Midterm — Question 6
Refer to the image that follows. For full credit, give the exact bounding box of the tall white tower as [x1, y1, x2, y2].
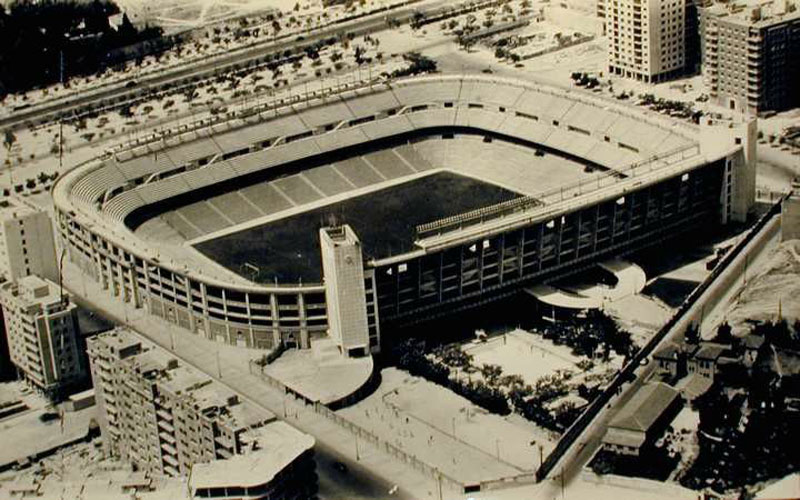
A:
[319, 225, 370, 357]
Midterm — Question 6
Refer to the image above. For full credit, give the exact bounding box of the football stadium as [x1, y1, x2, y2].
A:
[53, 74, 756, 357]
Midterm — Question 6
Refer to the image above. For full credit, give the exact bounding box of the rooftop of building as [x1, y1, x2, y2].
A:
[744, 333, 766, 350]
[189, 420, 314, 491]
[608, 382, 680, 433]
[264, 337, 374, 406]
[0, 469, 189, 500]
[321, 224, 360, 246]
[92, 327, 276, 425]
[185, 381, 273, 430]
[159, 362, 212, 395]
[654, 342, 682, 361]
[676, 373, 714, 400]
[90, 327, 143, 354]
[705, 0, 800, 26]
[694, 343, 729, 361]
[0, 275, 70, 309]
[17, 275, 61, 302]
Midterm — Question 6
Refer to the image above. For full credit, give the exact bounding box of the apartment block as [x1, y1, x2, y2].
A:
[87, 329, 316, 499]
[0, 275, 84, 397]
[702, 0, 800, 114]
[0, 198, 58, 283]
[606, 0, 687, 82]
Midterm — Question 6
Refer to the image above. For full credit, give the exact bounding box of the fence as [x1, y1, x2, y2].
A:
[536, 196, 787, 481]
[247, 359, 467, 493]
[756, 187, 790, 203]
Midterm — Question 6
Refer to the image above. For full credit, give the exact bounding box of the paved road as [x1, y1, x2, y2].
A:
[0, 0, 456, 131]
[64, 261, 453, 500]
[316, 443, 412, 500]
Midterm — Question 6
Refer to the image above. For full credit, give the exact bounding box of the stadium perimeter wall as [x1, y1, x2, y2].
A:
[52, 75, 751, 352]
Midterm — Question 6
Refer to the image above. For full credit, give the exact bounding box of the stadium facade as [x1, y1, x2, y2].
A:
[52, 75, 756, 356]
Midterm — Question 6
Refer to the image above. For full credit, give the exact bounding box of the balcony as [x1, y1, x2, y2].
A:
[157, 419, 174, 433]
[159, 431, 176, 444]
[162, 452, 179, 466]
[156, 409, 173, 421]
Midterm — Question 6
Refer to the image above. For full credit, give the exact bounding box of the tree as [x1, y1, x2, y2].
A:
[480, 363, 503, 386]
[714, 321, 734, 345]
[3, 129, 15, 155]
[684, 322, 700, 344]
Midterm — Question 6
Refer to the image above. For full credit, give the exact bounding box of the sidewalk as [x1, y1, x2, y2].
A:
[61, 261, 466, 500]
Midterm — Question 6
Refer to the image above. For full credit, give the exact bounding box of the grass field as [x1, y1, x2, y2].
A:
[193, 172, 520, 284]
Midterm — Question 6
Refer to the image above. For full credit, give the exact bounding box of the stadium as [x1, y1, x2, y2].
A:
[52, 74, 756, 356]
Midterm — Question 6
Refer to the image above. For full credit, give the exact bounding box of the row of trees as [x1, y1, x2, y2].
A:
[538, 309, 635, 361]
[385, 53, 437, 79]
[393, 339, 511, 415]
[679, 320, 800, 494]
[0, 0, 166, 95]
[392, 335, 593, 433]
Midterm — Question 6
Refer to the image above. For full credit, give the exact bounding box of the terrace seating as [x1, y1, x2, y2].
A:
[393, 145, 434, 171]
[159, 138, 222, 166]
[162, 212, 204, 240]
[208, 193, 262, 224]
[64, 75, 701, 244]
[104, 190, 148, 222]
[458, 80, 526, 109]
[301, 101, 355, 129]
[360, 116, 415, 141]
[239, 183, 295, 215]
[272, 175, 324, 206]
[312, 126, 369, 151]
[333, 90, 400, 119]
[72, 160, 129, 204]
[301, 166, 355, 197]
[177, 202, 232, 234]
[390, 79, 462, 105]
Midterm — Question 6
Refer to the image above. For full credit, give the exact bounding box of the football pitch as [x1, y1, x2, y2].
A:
[194, 172, 520, 284]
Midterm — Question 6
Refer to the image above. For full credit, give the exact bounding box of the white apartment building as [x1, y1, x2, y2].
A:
[0, 275, 84, 397]
[0, 198, 58, 283]
[87, 328, 316, 492]
[701, 0, 800, 115]
[606, 0, 688, 82]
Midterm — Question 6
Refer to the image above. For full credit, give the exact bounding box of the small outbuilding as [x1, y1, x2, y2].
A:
[603, 382, 682, 456]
